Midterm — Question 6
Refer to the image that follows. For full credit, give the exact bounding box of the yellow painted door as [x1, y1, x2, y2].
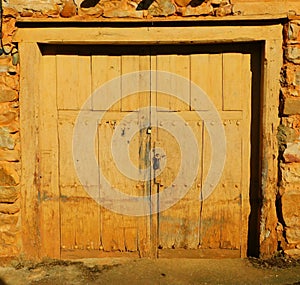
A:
[38, 45, 252, 258]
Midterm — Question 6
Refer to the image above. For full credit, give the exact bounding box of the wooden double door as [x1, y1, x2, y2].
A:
[38, 44, 254, 258]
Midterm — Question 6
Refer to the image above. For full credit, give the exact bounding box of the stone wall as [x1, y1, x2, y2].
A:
[279, 18, 300, 257]
[0, 8, 20, 262]
[0, 0, 299, 261]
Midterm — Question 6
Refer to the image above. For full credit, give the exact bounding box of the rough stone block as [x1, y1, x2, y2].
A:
[0, 213, 19, 230]
[102, 1, 143, 18]
[285, 46, 300, 65]
[285, 248, 300, 258]
[214, 4, 232, 17]
[0, 127, 15, 150]
[282, 189, 300, 225]
[283, 97, 300, 115]
[103, 8, 143, 18]
[8, 0, 59, 13]
[0, 74, 19, 91]
[0, 108, 18, 127]
[148, 0, 176, 17]
[0, 243, 19, 257]
[0, 149, 20, 162]
[181, 2, 213, 16]
[0, 201, 19, 214]
[0, 231, 16, 245]
[60, 0, 77, 18]
[0, 89, 18, 103]
[285, 227, 300, 244]
[281, 163, 300, 185]
[277, 125, 297, 147]
[284, 142, 300, 163]
[282, 115, 300, 132]
[0, 187, 19, 203]
[78, 6, 103, 17]
[288, 22, 300, 42]
[2, 7, 18, 18]
[0, 163, 19, 186]
[282, 65, 300, 88]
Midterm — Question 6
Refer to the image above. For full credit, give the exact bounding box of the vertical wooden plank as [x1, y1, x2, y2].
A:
[157, 117, 202, 250]
[19, 43, 41, 259]
[199, 52, 252, 254]
[199, 127, 222, 249]
[92, 55, 121, 111]
[200, 113, 243, 251]
[191, 54, 223, 111]
[121, 55, 151, 112]
[38, 51, 60, 258]
[58, 111, 82, 187]
[98, 118, 126, 252]
[156, 54, 190, 111]
[222, 53, 243, 111]
[57, 55, 92, 110]
[58, 111, 100, 253]
[241, 54, 252, 257]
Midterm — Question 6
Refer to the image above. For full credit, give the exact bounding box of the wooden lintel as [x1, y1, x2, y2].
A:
[14, 25, 283, 44]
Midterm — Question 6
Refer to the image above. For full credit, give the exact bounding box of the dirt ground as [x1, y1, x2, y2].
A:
[0, 256, 299, 285]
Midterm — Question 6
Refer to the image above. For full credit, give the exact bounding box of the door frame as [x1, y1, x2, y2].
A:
[15, 23, 283, 260]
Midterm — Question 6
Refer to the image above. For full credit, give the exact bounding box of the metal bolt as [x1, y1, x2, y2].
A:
[236, 121, 240, 126]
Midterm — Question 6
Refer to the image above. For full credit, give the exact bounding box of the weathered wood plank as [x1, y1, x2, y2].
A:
[157, 119, 202, 250]
[259, 39, 282, 257]
[92, 55, 121, 111]
[191, 54, 223, 111]
[240, 53, 252, 258]
[19, 43, 41, 259]
[38, 52, 60, 259]
[58, 111, 82, 188]
[156, 54, 190, 111]
[121, 55, 151, 111]
[57, 55, 91, 110]
[223, 53, 243, 111]
[14, 26, 283, 44]
[199, 52, 252, 254]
